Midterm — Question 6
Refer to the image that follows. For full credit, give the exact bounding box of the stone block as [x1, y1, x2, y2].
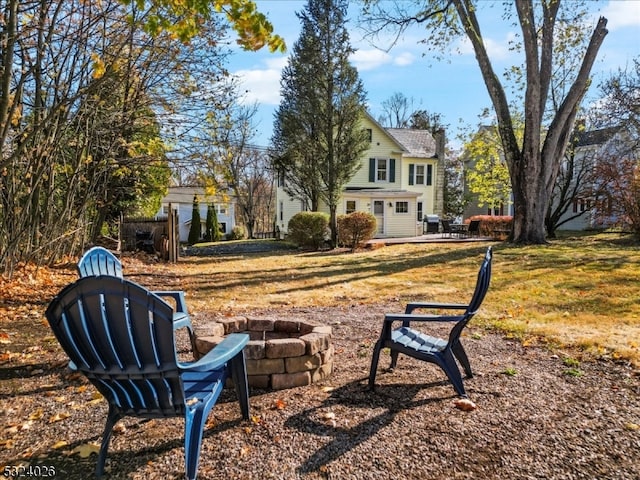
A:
[249, 330, 265, 341]
[248, 375, 270, 389]
[285, 353, 322, 373]
[265, 331, 290, 340]
[274, 319, 301, 333]
[300, 332, 331, 355]
[266, 338, 306, 359]
[311, 362, 333, 383]
[247, 317, 275, 332]
[217, 316, 247, 334]
[321, 344, 335, 364]
[271, 371, 311, 390]
[195, 322, 225, 338]
[194, 335, 223, 357]
[299, 322, 316, 335]
[245, 340, 266, 360]
[246, 358, 284, 376]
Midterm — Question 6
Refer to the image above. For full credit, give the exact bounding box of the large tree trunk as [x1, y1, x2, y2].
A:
[454, 0, 608, 243]
[510, 152, 548, 243]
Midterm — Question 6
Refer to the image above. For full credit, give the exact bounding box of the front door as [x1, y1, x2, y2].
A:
[373, 200, 384, 235]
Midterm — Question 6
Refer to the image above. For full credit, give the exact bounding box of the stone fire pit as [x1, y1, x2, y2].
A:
[194, 316, 333, 390]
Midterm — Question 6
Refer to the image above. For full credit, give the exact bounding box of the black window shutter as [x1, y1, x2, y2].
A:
[408, 164, 414, 185]
[369, 158, 375, 182]
[389, 159, 396, 183]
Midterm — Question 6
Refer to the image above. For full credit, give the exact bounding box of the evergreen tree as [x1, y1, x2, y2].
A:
[206, 203, 222, 242]
[272, 0, 369, 247]
[187, 195, 202, 245]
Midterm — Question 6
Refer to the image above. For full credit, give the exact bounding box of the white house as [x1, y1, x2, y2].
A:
[554, 125, 628, 231]
[156, 186, 235, 242]
[276, 113, 446, 238]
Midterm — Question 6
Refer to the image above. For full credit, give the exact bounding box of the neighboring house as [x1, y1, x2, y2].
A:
[462, 123, 638, 231]
[276, 113, 445, 238]
[554, 125, 622, 231]
[156, 186, 235, 242]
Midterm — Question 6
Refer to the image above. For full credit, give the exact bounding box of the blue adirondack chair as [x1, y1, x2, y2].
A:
[45, 275, 250, 480]
[77, 246, 196, 351]
[77, 246, 124, 277]
[369, 246, 493, 397]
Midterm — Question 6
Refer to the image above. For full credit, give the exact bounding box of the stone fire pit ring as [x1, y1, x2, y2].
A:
[194, 316, 333, 390]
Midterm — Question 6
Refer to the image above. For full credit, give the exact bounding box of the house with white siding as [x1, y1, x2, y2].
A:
[156, 186, 235, 242]
[276, 113, 445, 238]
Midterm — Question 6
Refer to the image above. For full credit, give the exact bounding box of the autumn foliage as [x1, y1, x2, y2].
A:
[337, 211, 377, 251]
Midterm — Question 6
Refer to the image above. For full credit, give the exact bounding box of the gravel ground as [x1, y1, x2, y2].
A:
[1, 302, 639, 480]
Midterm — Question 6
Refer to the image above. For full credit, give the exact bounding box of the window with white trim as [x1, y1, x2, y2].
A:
[377, 159, 388, 181]
[409, 163, 433, 186]
[395, 201, 409, 214]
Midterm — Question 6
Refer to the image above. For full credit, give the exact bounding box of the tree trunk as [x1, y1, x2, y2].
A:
[510, 153, 549, 244]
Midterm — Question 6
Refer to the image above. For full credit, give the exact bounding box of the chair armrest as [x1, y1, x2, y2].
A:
[180, 333, 249, 372]
[153, 290, 188, 313]
[405, 302, 468, 313]
[384, 313, 466, 323]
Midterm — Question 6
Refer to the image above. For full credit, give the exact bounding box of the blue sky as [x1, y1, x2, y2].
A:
[226, 0, 640, 149]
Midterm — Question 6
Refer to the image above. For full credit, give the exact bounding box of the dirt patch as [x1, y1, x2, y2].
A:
[1, 301, 639, 479]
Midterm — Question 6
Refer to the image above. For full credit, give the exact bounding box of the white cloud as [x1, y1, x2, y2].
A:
[350, 49, 392, 71]
[393, 52, 416, 67]
[600, 1, 640, 29]
[233, 66, 283, 105]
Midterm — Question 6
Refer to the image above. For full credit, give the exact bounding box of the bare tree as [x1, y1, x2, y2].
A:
[203, 103, 275, 239]
[378, 92, 413, 127]
[361, 0, 608, 243]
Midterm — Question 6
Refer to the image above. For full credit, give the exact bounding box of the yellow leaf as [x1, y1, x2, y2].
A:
[76, 385, 88, 393]
[29, 408, 44, 420]
[250, 415, 261, 425]
[0, 438, 16, 449]
[52, 440, 68, 449]
[71, 442, 100, 458]
[49, 412, 70, 423]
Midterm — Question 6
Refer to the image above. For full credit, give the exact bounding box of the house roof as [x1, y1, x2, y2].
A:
[385, 129, 437, 158]
[161, 186, 230, 205]
[576, 126, 621, 147]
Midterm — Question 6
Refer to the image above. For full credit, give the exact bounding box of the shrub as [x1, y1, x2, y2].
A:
[337, 211, 377, 251]
[227, 225, 246, 241]
[467, 215, 513, 239]
[288, 212, 330, 250]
